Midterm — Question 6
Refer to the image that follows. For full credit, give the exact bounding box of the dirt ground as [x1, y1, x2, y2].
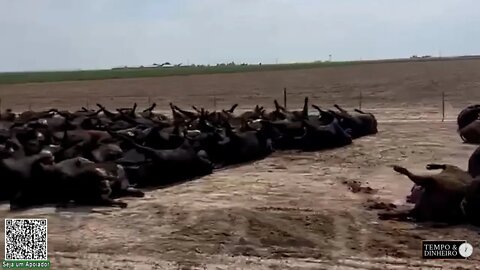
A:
[2, 60, 480, 269]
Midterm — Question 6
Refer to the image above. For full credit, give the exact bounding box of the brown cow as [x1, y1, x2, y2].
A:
[379, 163, 473, 225]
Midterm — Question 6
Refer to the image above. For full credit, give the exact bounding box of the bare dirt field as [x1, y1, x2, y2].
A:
[2, 59, 480, 269]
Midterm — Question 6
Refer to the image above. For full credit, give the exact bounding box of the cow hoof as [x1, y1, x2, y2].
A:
[116, 201, 128, 208]
[426, 164, 445, 170]
[392, 165, 408, 175]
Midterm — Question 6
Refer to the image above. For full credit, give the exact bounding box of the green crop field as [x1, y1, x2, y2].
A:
[0, 56, 477, 85]
[0, 61, 357, 85]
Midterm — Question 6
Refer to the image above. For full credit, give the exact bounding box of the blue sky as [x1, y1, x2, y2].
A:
[0, 0, 479, 72]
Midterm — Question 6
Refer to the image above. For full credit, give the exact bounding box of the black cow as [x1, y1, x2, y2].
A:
[329, 104, 378, 139]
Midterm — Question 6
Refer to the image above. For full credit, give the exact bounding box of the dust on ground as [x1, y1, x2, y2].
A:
[1, 60, 480, 269]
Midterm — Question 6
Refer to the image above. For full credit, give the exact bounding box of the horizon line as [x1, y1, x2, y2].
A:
[3, 53, 479, 74]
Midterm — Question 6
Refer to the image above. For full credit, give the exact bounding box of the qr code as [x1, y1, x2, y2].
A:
[4, 219, 48, 261]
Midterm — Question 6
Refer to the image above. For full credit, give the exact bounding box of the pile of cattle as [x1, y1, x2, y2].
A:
[380, 104, 480, 227]
[0, 97, 377, 210]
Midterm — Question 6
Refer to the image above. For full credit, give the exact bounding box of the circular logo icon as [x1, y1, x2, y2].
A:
[459, 243, 473, 258]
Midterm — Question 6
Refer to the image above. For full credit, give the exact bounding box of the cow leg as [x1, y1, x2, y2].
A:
[378, 209, 412, 221]
[334, 104, 348, 114]
[302, 97, 309, 117]
[274, 100, 286, 112]
[354, 109, 366, 114]
[393, 165, 433, 187]
[425, 163, 446, 170]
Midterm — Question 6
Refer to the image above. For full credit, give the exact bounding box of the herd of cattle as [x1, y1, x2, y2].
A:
[0, 98, 378, 210]
[379, 104, 480, 227]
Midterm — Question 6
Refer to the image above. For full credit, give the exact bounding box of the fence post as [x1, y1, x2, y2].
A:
[442, 91, 445, 122]
[358, 91, 363, 110]
[283, 88, 287, 109]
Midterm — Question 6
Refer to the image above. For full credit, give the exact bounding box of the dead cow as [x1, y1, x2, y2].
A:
[379, 163, 473, 224]
[459, 118, 480, 144]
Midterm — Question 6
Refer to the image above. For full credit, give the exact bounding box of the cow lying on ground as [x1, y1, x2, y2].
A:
[457, 104, 480, 144]
[379, 163, 475, 225]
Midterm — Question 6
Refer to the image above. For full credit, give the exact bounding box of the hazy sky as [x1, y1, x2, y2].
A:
[0, 0, 479, 72]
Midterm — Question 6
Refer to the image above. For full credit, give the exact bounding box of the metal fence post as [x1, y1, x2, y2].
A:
[442, 91, 445, 122]
[283, 88, 287, 109]
[359, 91, 363, 110]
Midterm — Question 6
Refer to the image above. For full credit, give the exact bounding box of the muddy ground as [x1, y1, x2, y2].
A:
[2, 59, 480, 269]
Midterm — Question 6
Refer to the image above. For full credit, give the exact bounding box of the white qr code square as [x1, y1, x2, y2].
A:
[4, 219, 48, 261]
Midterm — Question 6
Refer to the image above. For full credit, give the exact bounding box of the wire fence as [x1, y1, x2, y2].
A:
[0, 87, 475, 123]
